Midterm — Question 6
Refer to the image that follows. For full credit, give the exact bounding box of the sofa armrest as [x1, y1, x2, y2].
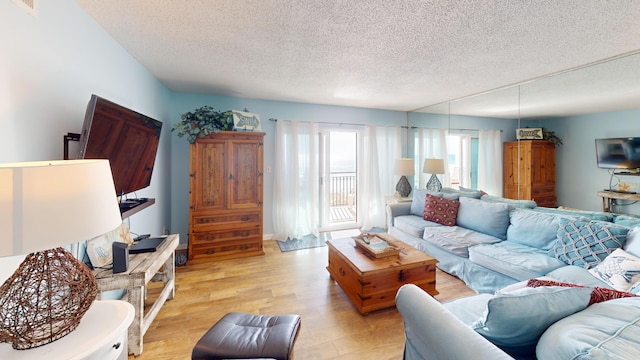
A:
[395, 284, 513, 360]
[386, 202, 412, 227]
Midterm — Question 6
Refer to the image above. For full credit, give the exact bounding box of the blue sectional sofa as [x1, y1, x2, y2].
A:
[388, 188, 640, 359]
[387, 188, 631, 293]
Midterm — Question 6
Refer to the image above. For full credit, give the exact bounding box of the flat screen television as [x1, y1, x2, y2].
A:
[77, 94, 163, 196]
[595, 137, 640, 170]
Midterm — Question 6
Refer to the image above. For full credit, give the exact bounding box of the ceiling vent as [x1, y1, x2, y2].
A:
[12, 0, 38, 17]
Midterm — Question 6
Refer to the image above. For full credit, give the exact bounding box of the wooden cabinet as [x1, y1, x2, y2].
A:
[503, 140, 556, 208]
[188, 131, 265, 263]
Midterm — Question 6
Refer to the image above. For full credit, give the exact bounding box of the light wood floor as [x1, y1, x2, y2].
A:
[131, 241, 476, 359]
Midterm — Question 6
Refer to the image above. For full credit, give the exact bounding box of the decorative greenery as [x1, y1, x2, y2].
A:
[171, 106, 233, 143]
[542, 128, 563, 146]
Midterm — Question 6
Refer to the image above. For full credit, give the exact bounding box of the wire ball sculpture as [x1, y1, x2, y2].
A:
[0, 247, 98, 349]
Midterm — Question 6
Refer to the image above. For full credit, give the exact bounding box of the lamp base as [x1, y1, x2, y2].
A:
[0, 248, 98, 349]
[426, 174, 442, 192]
[395, 175, 412, 198]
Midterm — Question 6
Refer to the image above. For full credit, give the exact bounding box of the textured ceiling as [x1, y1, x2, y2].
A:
[76, 0, 640, 117]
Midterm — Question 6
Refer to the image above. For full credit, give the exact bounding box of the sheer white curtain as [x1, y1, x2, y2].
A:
[414, 128, 449, 188]
[273, 120, 320, 240]
[478, 130, 503, 196]
[359, 126, 401, 231]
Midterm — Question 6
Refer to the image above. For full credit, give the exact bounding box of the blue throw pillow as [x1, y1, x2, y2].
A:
[440, 187, 483, 199]
[456, 197, 511, 240]
[480, 194, 537, 209]
[472, 286, 592, 355]
[549, 219, 629, 269]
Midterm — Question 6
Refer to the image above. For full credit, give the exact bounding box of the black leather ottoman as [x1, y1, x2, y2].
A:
[192, 312, 301, 360]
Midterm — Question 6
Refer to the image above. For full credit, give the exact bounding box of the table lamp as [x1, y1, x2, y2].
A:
[0, 159, 122, 349]
[394, 158, 414, 198]
[423, 158, 445, 192]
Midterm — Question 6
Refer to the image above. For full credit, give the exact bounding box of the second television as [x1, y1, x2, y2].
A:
[595, 137, 640, 170]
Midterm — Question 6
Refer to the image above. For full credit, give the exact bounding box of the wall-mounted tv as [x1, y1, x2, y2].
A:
[77, 94, 162, 196]
[595, 137, 640, 170]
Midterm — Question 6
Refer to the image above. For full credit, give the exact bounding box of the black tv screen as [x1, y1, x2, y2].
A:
[595, 137, 640, 170]
[77, 94, 162, 196]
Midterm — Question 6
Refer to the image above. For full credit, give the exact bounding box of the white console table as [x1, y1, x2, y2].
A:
[93, 234, 178, 356]
[0, 300, 134, 360]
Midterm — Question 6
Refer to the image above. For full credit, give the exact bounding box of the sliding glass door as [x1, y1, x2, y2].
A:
[320, 129, 359, 231]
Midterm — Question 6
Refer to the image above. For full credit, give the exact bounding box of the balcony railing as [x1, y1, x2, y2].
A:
[329, 172, 356, 223]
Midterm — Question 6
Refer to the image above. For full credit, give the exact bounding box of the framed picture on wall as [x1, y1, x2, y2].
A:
[232, 110, 261, 131]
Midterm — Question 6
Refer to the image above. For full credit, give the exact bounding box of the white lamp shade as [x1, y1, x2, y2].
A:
[394, 158, 414, 176]
[0, 159, 122, 256]
[423, 158, 445, 174]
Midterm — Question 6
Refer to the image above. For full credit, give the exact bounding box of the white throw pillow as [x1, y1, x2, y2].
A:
[86, 223, 134, 268]
[589, 248, 640, 292]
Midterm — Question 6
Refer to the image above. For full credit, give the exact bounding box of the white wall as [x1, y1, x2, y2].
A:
[0, 0, 173, 239]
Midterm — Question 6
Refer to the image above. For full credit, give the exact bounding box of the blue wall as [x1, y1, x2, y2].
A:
[529, 110, 640, 214]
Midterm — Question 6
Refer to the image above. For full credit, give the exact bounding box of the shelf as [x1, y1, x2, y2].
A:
[120, 198, 155, 219]
[597, 191, 640, 212]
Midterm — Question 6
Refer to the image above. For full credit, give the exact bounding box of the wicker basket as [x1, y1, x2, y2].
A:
[0, 247, 98, 349]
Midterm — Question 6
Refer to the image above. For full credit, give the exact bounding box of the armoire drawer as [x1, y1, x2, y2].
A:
[191, 212, 261, 231]
[190, 237, 263, 260]
[191, 227, 262, 245]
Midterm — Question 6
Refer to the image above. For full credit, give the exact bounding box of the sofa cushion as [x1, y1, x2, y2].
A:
[532, 207, 614, 222]
[623, 226, 640, 257]
[409, 189, 459, 217]
[442, 294, 494, 326]
[423, 226, 503, 258]
[393, 215, 440, 239]
[545, 265, 612, 288]
[508, 208, 586, 250]
[456, 197, 511, 240]
[589, 248, 640, 292]
[423, 194, 460, 226]
[469, 242, 566, 280]
[471, 286, 592, 355]
[536, 297, 640, 360]
[613, 214, 640, 228]
[480, 194, 537, 209]
[440, 187, 483, 199]
[549, 219, 629, 269]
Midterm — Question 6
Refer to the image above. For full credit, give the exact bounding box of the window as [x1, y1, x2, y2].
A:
[447, 134, 479, 189]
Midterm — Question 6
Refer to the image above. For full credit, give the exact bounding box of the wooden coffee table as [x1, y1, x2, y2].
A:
[326, 233, 438, 314]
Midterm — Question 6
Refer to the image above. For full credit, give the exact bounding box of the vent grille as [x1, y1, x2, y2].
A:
[12, 0, 38, 17]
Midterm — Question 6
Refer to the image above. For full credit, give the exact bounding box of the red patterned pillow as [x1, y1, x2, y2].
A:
[423, 194, 460, 226]
[526, 278, 585, 289]
[589, 287, 637, 305]
[526, 278, 637, 305]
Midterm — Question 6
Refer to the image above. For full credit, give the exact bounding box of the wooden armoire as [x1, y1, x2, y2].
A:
[503, 140, 557, 208]
[188, 131, 265, 263]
